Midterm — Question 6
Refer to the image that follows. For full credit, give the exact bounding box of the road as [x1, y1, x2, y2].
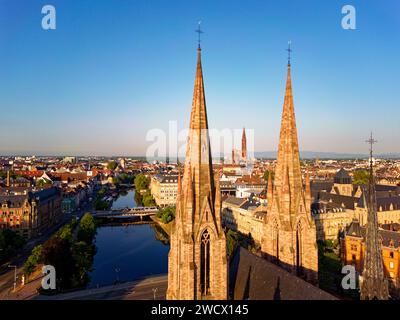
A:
[0, 199, 92, 298]
[34, 274, 167, 300]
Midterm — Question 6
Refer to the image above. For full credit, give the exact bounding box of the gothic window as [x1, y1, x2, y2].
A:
[200, 229, 210, 296]
[296, 221, 304, 277]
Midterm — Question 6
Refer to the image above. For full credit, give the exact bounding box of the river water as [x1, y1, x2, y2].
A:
[88, 190, 169, 288]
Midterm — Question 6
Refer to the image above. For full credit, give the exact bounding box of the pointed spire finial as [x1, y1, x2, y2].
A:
[286, 40, 292, 66]
[195, 20, 203, 49]
[366, 132, 377, 175]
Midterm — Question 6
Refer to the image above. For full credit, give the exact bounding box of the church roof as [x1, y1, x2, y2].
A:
[229, 247, 336, 300]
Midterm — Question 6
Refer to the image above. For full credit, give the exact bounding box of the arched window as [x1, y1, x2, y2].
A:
[200, 229, 210, 296]
[296, 221, 304, 277]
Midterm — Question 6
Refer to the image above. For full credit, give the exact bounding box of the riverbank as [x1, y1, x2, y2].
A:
[150, 216, 171, 236]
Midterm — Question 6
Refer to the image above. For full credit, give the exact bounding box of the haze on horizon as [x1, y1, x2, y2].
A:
[0, 0, 399, 157]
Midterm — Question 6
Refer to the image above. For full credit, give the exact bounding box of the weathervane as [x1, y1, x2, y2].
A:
[195, 20, 203, 49]
[286, 40, 292, 66]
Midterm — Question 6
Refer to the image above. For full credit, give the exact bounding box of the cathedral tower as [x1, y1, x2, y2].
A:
[262, 54, 318, 284]
[166, 45, 228, 300]
[241, 127, 247, 161]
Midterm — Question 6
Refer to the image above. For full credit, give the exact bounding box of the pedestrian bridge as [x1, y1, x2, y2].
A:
[92, 207, 159, 219]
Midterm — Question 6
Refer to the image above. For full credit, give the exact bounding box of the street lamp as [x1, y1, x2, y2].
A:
[152, 287, 158, 300]
[8, 265, 17, 292]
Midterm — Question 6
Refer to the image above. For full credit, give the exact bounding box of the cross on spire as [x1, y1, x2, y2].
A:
[195, 21, 204, 49]
[366, 132, 377, 170]
[286, 40, 292, 66]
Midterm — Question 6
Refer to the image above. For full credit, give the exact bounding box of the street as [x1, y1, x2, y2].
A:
[0, 199, 92, 299]
[34, 274, 167, 300]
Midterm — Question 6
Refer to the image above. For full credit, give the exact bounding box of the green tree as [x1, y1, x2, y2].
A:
[98, 188, 107, 197]
[134, 173, 150, 191]
[142, 190, 156, 207]
[56, 222, 75, 243]
[41, 236, 77, 290]
[77, 213, 97, 243]
[72, 241, 96, 286]
[263, 170, 275, 182]
[23, 245, 43, 276]
[156, 206, 176, 224]
[353, 170, 370, 185]
[36, 178, 52, 188]
[0, 229, 26, 263]
[226, 230, 239, 258]
[107, 161, 118, 170]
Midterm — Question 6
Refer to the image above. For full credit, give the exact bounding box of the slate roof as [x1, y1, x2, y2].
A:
[153, 174, 178, 183]
[315, 191, 358, 210]
[229, 247, 337, 300]
[0, 187, 60, 208]
[356, 190, 400, 210]
[335, 168, 351, 180]
[223, 196, 247, 207]
[345, 220, 400, 248]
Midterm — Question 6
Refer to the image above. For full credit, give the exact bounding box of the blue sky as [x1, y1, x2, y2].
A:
[0, 0, 399, 156]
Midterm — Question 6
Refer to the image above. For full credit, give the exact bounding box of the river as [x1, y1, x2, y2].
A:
[88, 189, 169, 288]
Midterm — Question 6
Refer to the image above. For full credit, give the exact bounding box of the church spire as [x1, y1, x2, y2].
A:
[261, 46, 318, 284]
[273, 47, 303, 222]
[241, 127, 247, 161]
[360, 133, 389, 300]
[167, 37, 228, 300]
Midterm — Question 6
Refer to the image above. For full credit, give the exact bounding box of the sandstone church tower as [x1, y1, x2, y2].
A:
[262, 54, 318, 284]
[241, 127, 247, 161]
[166, 44, 228, 300]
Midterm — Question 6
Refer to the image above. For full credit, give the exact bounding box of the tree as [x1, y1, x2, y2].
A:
[0, 229, 26, 263]
[134, 173, 150, 191]
[23, 245, 43, 276]
[156, 206, 176, 224]
[226, 230, 239, 258]
[41, 237, 77, 290]
[263, 170, 275, 182]
[36, 178, 52, 188]
[107, 161, 118, 171]
[72, 241, 96, 286]
[77, 213, 97, 243]
[353, 170, 370, 185]
[56, 222, 75, 243]
[142, 190, 156, 207]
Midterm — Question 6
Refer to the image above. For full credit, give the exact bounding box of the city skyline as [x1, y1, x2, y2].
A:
[1, 0, 399, 156]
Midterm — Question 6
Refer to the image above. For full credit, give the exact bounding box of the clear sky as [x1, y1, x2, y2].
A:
[0, 0, 399, 156]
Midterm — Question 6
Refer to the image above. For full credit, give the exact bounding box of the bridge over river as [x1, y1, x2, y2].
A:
[92, 206, 159, 220]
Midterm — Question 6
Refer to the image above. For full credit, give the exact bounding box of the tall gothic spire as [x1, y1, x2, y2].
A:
[182, 46, 216, 226]
[273, 60, 303, 222]
[241, 127, 247, 160]
[262, 49, 318, 284]
[167, 42, 227, 300]
[360, 134, 389, 300]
